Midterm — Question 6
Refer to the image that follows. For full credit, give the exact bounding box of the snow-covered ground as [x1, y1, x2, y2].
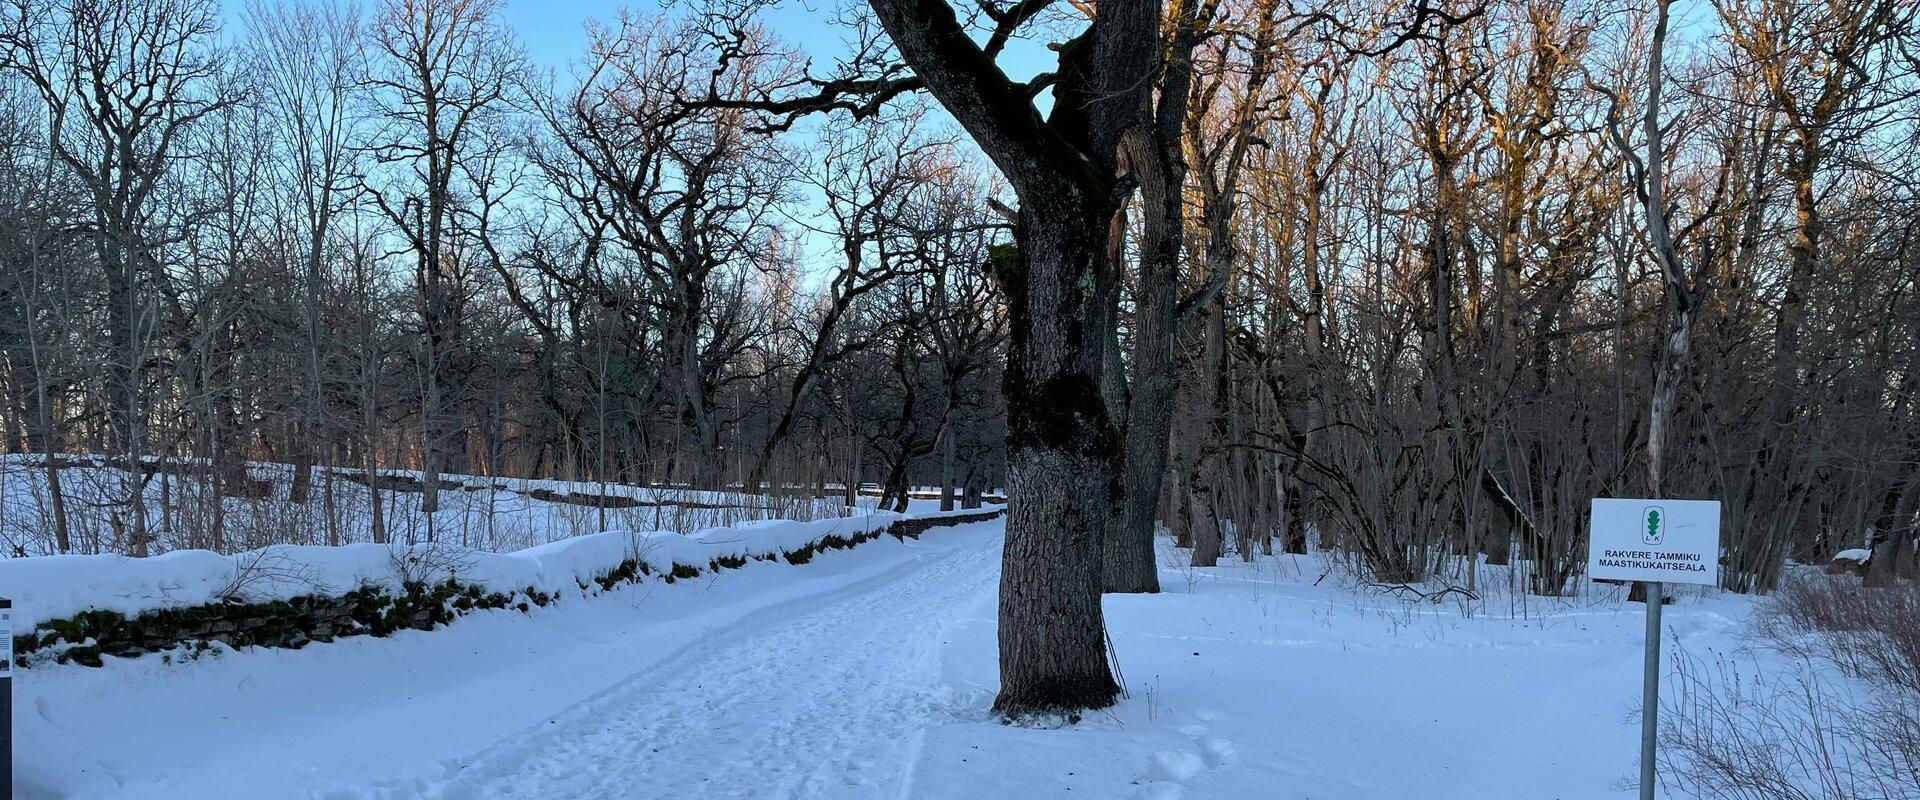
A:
[913, 539, 1747, 800]
[19, 518, 1763, 800]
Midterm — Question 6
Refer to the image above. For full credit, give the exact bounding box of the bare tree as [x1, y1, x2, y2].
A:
[247, 0, 365, 512]
[1, 0, 231, 554]
[363, 0, 523, 519]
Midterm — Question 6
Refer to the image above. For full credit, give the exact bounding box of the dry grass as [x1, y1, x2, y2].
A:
[1757, 572, 1920, 693]
[1659, 571, 1920, 799]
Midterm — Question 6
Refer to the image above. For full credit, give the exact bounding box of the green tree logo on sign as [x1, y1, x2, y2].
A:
[1643, 507, 1664, 546]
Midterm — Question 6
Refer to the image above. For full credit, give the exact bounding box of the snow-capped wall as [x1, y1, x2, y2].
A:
[4, 506, 1003, 667]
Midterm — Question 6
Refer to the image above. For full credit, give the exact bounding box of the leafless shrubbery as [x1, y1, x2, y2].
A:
[1661, 644, 1920, 800]
[216, 546, 330, 603]
[1757, 572, 1920, 694]
[389, 541, 478, 587]
[1660, 573, 1920, 799]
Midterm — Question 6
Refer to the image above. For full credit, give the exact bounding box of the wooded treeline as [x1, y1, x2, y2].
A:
[1133, 0, 1920, 600]
[0, 0, 1010, 556]
[1, 0, 1916, 623]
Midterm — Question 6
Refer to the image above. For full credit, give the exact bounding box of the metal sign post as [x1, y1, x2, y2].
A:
[2, 596, 11, 800]
[1588, 499, 1721, 800]
[1638, 580, 1662, 800]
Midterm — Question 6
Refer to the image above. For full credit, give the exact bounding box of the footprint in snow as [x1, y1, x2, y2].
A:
[1200, 737, 1237, 767]
[1133, 706, 1239, 795]
[1149, 750, 1206, 782]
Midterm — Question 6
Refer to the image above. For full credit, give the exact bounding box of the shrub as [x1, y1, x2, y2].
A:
[1661, 644, 1920, 800]
[1660, 571, 1920, 799]
[1757, 572, 1920, 694]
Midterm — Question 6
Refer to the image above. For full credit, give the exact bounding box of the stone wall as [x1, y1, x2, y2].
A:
[17, 508, 1002, 668]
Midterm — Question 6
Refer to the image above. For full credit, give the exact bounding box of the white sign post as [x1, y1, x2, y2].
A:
[2, 597, 10, 800]
[1588, 499, 1721, 800]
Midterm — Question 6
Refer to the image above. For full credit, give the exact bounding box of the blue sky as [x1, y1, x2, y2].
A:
[496, 0, 1056, 79]
[221, 0, 1060, 122]
[501, 0, 860, 70]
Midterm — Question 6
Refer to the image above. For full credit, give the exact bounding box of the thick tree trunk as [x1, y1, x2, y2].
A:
[1480, 469, 1528, 567]
[880, 447, 913, 513]
[1770, 150, 1818, 428]
[1864, 530, 1905, 588]
[1170, 470, 1193, 549]
[861, 0, 1151, 721]
[1866, 479, 1917, 588]
[216, 411, 252, 502]
[290, 439, 314, 504]
[1281, 478, 1307, 554]
[1102, 0, 1213, 593]
[843, 442, 862, 510]
[420, 321, 449, 519]
[1188, 479, 1222, 567]
[24, 372, 72, 553]
[991, 199, 1123, 719]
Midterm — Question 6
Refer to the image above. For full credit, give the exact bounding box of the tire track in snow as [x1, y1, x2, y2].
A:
[334, 524, 1002, 800]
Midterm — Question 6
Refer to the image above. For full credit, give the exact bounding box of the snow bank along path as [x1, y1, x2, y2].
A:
[3, 507, 999, 634]
[6, 506, 1001, 668]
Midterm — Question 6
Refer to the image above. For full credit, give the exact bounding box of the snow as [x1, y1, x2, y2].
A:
[0, 507, 929, 632]
[909, 542, 1748, 800]
[19, 519, 1001, 799]
[18, 520, 1771, 800]
[1834, 548, 1871, 561]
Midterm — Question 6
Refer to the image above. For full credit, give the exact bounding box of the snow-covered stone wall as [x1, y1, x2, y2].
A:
[5, 506, 1003, 667]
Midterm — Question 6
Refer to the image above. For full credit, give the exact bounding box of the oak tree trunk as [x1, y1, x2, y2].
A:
[992, 196, 1123, 718]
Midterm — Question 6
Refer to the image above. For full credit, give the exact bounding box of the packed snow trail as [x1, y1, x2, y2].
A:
[343, 525, 1002, 800]
[28, 515, 1772, 800]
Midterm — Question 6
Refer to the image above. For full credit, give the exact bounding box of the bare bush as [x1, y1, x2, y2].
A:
[1661, 642, 1920, 800]
[1757, 572, 1920, 694]
[389, 541, 479, 587]
[1661, 571, 1920, 798]
[216, 547, 330, 603]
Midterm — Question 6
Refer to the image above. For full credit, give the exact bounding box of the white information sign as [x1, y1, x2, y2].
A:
[0, 606, 10, 675]
[1587, 498, 1721, 586]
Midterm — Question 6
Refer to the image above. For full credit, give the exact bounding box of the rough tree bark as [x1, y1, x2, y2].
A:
[1103, 0, 1210, 594]
[863, 0, 1160, 717]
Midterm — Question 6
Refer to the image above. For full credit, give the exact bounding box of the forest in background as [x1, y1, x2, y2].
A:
[0, 0, 1913, 609]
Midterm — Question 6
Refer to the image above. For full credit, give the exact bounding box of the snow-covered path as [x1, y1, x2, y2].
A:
[27, 516, 1773, 800]
[347, 528, 1001, 800]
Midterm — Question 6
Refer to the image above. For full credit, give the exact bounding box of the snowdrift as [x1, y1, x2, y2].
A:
[3, 505, 1002, 667]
